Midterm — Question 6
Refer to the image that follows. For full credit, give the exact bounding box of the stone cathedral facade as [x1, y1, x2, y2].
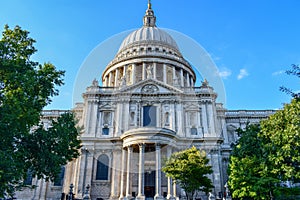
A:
[15, 2, 275, 200]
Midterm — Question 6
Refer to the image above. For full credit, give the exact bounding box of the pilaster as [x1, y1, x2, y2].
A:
[111, 148, 122, 199]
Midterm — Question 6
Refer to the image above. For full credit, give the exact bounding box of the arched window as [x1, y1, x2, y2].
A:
[96, 154, 109, 180]
[54, 166, 65, 186]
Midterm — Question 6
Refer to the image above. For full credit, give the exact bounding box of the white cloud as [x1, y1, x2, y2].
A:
[272, 70, 285, 76]
[218, 68, 232, 79]
[237, 68, 249, 80]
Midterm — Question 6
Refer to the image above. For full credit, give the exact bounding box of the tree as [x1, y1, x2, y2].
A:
[228, 100, 300, 199]
[280, 64, 300, 99]
[162, 146, 213, 200]
[0, 25, 81, 197]
[228, 124, 279, 200]
[260, 98, 300, 199]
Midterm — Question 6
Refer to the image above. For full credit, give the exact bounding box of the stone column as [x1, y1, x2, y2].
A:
[126, 146, 133, 198]
[167, 177, 172, 199]
[123, 66, 126, 77]
[132, 64, 136, 84]
[166, 147, 173, 199]
[163, 64, 167, 83]
[155, 144, 163, 200]
[173, 180, 177, 198]
[180, 68, 184, 87]
[137, 144, 145, 199]
[186, 74, 190, 87]
[115, 69, 119, 87]
[119, 148, 126, 199]
[108, 72, 112, 87]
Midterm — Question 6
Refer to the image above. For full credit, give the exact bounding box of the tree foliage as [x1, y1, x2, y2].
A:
[228, 99, 300, 199]
[280, 64, 300, 99]
[0, 25, 81, 197]
[260, 98, 300, 185]
[228, 124, 279, 199]
[162, 146, 213, 200]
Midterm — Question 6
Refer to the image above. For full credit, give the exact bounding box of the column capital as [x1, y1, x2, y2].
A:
[138, 143, 145, 150]
[155, 143, 161, 147]
[127, 145, 133, 152]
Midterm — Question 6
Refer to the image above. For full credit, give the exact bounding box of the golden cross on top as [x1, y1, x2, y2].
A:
[148, 0, 152, 9]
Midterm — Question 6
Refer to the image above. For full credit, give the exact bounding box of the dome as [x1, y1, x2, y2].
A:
[117, 1, 179, 54]
[102, 1, 196, 88]
[118, 26, 179, 53]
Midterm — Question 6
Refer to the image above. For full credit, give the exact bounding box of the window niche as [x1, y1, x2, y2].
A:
[101, 111, 111, 135]
[96, 154, 109, 180]
[164, 112, 170, 126]
[188, 111, 199, 136]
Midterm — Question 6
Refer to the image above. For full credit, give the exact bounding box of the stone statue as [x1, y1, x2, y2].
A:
[164, 112, 170, 125]
[92, 79, 99, 86]
[120, 75, 126, 86]
[146, 64, 153, 78]
[173, 74, 179, 86]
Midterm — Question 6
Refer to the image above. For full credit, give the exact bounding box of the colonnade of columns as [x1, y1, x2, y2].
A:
[103, 62, 194, 88]
[119, 144, 177, 200]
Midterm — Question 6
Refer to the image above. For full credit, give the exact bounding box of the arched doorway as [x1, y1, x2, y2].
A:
[144, 171, 155, 198]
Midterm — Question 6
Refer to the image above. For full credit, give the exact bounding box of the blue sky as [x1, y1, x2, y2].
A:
[0, 0, 299, 110]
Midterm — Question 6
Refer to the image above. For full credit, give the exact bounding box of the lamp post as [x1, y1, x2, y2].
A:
[83, 184, 91, 200]
[68, 184, 74, 200]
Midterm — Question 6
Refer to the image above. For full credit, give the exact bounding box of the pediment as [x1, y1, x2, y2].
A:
[115, 79, 183, 94]
[99, 103, 112, 110]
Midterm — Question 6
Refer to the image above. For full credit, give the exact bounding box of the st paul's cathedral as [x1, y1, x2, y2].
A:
[15, 2, 275, 200]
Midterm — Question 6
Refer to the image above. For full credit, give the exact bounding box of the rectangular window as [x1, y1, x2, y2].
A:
[102, 127, 109, 135]
[143, 106, 156, 127]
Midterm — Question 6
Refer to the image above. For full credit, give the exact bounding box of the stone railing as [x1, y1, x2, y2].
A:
[41, 110, 69, 118]
[226, 110, 276, 118]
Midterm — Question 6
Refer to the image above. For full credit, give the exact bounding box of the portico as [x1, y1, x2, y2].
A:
[118, 127, 177, 200]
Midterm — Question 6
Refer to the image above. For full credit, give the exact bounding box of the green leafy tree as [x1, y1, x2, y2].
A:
[260, 98, 300, 199]
[0, 25, 81, 197]
[228, 99, 300, 200]
[162, 146, 213, 200]
[228, 124, 279, 200]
